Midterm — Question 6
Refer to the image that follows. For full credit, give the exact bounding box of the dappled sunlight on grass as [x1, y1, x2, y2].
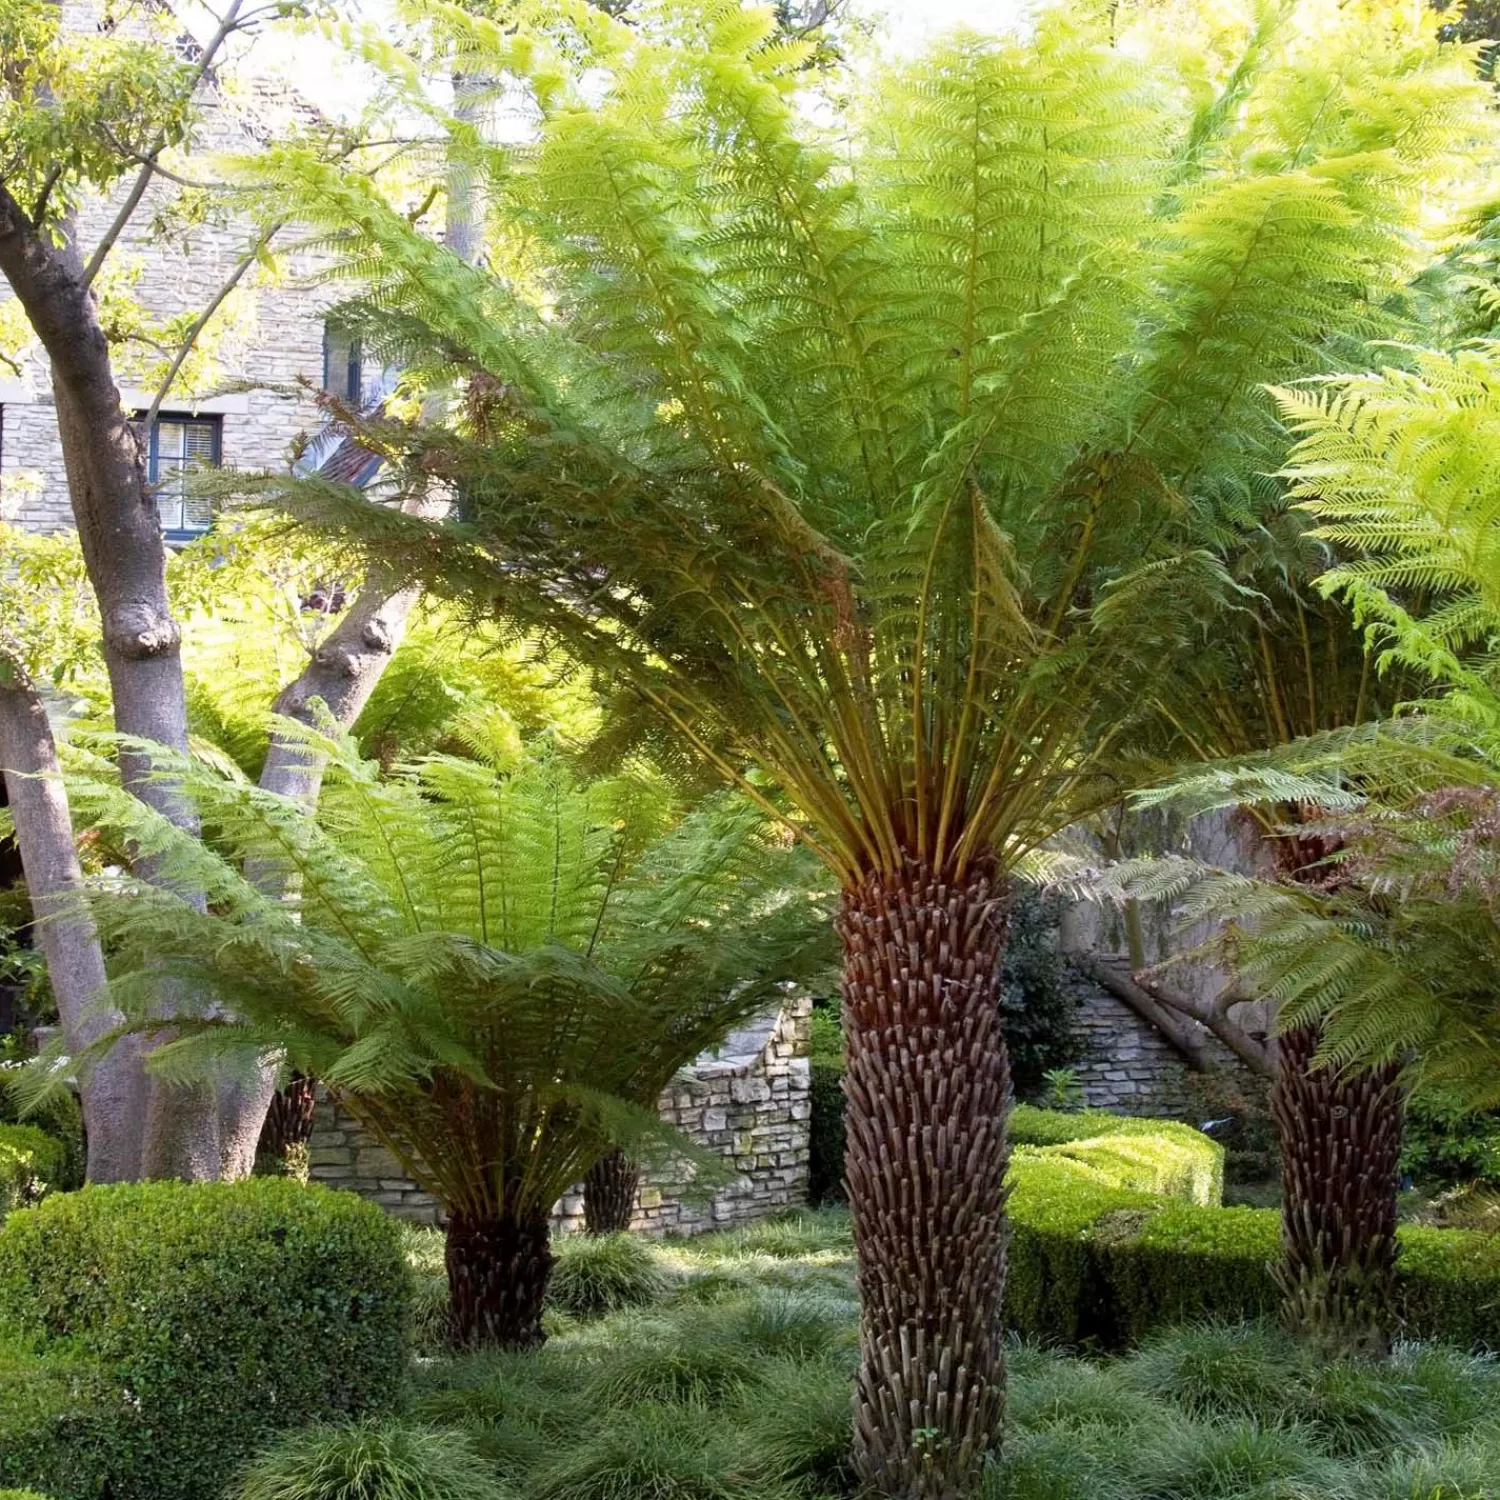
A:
[358, 1209, 1500, 1500]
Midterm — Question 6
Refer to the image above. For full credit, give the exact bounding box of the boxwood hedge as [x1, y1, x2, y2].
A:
[1008, 1148, 1500, 1351]
[0, 1178, 411, 1500]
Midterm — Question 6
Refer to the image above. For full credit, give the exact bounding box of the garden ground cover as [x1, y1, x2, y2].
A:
[340, 1209, 1500, 1500]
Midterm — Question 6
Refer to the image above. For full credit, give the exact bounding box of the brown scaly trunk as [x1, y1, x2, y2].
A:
[445, 1206, 554, 1350]
[583, 1149, 640, 1234]
[254, 1073, 318, 1176]
[839, 856, 1010, 1500]
[1272, 1021, 1404, 1358]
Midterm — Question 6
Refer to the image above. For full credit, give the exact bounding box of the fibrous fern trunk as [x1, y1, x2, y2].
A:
[445, 1207, 553, 1349]
[254, 1074, 317, 1178]
[583, 1149, 639, 1234]
[839, 858, 1010, 1500]
[1273, 1022, 1404, 1358]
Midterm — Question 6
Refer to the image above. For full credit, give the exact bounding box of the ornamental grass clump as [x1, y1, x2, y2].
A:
[547, 1232, 668, 1319]
[232, 1422, 506, 1500]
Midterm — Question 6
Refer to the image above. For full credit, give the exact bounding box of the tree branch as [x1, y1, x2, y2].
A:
[1069, 953, 1217, 1072]
[81, 0, 249, 287]
[142, 219, 284, 430]
[1136, 971, 1277, 1078]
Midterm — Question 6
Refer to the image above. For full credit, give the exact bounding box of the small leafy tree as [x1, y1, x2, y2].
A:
[71, 735, 830, 1347]
[0, 0, 432, 1178]
[242, 1, 1491, 1487]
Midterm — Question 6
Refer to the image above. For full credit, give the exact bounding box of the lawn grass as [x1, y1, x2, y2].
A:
[244, 1208, 1500, 1500]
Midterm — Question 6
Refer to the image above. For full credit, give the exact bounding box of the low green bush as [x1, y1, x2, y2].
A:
[0, 1335, 121, 1499]
[548, 1231, 667, 1317]
[0, 1126, 66, 1218]
[232, 1421, 507, 1500]
[0, 1492, 55, 1500]
[1007, 1155, 1500, 1350]
[1401, 1090, 1500, 1191]
[0, 1077, 85, 1194]
[0, 1179, 411, 1500]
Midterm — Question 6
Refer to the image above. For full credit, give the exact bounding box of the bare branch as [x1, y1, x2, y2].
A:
[1070, 953, 1217, 1072]
[1136, 971, 1277, 1078]
[142, 220, 284, 429]
[82, 0, 249, 288]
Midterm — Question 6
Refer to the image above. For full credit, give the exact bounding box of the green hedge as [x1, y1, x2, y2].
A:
[1010, 1104, 1224, 1207]
[1007, 1154, 1500, 1351]
[809, 1096, 1225, 1210]
[808, 1057, 845, 1205]
[0, 1126, 67, 1220]
[0, 1179, 412, 1500]
[0, 1336, 121, 1499]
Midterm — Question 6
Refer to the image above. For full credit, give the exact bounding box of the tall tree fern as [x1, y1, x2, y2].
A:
[226, 1, 1494, 1488]
[68, 735, 831, 1348]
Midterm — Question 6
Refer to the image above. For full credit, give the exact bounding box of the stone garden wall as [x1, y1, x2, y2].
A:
[307, 996, 813, 1234]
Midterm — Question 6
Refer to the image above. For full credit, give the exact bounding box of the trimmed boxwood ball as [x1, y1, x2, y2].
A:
[232, 1421, 508, 1500]
[0, 1179, 411, 1500]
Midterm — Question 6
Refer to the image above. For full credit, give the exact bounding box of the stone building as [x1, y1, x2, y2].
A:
[306, 997, 814, 1234]
[0, 4, 359, 536]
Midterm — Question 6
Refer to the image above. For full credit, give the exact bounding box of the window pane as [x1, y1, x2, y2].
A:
[148, 417, 216, 535]
[324, 324, 361, 401]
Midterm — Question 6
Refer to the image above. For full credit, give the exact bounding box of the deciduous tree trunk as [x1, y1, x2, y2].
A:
[0, 188, 221, 1178]
[583, 1149, 640, 1234]
[445, 1206, 553, 1350]
[216, 578, 422, 1177]
[1273, 1021, 1404, 1358]
[839, 856, 1010, 1500]
[0, 678, 146, 1182]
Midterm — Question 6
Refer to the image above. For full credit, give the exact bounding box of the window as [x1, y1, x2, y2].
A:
[323, 321, 363, 405]
[146, 414, 220, 540]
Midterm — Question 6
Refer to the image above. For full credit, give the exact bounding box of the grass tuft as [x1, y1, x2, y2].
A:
[1124, 1418, 1350, 1500]
[1123, 1322, 1301, 1424]
[1008, 1357, 1170, 1433]
[584, 1315, 765, 1407]
[733, 1355, 859, 1494]
[527, 1403, 785, 1500]
[549, 1232, 668, 1318]
[231, 1420, 509, 1500]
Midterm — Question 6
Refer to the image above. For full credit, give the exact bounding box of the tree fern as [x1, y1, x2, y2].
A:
[209, 0, 1496, 1485]
[65, 731, 832, 1346]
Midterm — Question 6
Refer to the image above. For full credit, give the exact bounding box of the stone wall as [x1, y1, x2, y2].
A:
[307, 996, 813, 1235]
[1064, 964, 1192, 1116]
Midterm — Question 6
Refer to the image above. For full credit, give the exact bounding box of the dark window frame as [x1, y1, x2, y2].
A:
[322, 321, 363, 406]
[143, 412, 222, 542]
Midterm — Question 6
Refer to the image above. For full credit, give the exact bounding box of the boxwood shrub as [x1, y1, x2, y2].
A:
[1007, 1154, 1500, 1351]
[0, 1178, 411, 1500]
[0, 1125, 67, 1219]
[0, 1335, 121, 1499]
